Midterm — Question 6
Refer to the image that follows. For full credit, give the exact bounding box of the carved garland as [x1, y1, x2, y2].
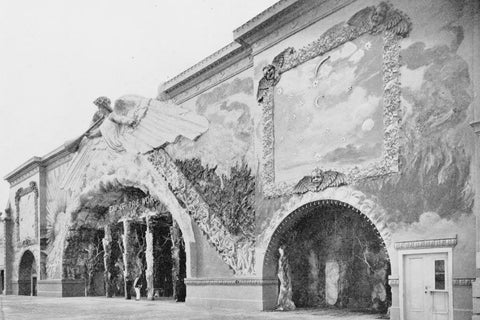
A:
[258, 2, 411, 197]
[14, 181, 39, 245]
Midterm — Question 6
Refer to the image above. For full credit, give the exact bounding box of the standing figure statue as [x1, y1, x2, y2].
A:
[276, 245, 296, 311]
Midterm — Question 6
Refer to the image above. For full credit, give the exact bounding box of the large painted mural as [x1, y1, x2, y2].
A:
[166, 76, 256, 176]
[274, 34, 384, 184]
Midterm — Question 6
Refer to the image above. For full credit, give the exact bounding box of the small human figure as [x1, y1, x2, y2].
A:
[133, 275, 142, 301]
[174, 276, 186, 302]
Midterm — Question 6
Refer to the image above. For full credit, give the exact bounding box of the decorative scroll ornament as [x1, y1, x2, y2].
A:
[293, 168, 347, 194]
[258, 1, 411, 197]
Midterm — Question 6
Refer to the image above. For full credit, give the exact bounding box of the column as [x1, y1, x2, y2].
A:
[102, 225, 112, 298]
[171, 220, 184, 301]
[145, 217, 154, 300]
[472, 0, 480, 318]
[122, 220, 134, 299]
[2, 207, 13, 295]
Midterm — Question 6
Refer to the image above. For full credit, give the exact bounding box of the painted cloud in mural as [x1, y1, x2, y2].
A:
[166, 77, 255, 176]
[274, 35, 384, 183]
[357, 26, 473, 228]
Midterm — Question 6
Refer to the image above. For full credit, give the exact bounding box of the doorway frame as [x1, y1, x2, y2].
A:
[398, 247, 453, 320]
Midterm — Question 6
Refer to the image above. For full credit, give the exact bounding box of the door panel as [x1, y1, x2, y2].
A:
[405, 255, 426, 320]
[404, 253, 449, 320]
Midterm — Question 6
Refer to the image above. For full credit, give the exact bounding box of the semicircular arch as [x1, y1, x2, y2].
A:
[61, 152, 198, 277]
[257, 187, 392, 278]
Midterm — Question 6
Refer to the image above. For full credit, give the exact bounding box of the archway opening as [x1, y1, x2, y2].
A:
[18, 250, 37, 296]
[62, 185, 187, 301]
[264, 200, 391, 314]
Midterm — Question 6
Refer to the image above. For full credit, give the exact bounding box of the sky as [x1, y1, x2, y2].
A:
[0, 0, 278, 210]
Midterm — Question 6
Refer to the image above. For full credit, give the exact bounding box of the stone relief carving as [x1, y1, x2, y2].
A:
[147, 149, 255, 275]
[258, 2, 411, 197]
[257, 47, 294, 103]
[292, 168, 347, 194]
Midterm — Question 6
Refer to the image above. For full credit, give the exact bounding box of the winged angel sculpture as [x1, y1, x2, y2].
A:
[61, 95, 209, 193]
[292, 168, 347, 194]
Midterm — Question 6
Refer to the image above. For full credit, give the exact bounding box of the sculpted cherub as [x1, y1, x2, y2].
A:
[293, 167, 347, 194]
[256, 47, 295, 103]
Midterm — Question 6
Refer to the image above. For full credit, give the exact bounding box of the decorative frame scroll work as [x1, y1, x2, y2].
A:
[257, 2, 411, 197]
[14, 181, 39, 245]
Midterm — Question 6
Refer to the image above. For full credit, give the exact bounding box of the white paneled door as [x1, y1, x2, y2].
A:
[404, 253, 449, 320]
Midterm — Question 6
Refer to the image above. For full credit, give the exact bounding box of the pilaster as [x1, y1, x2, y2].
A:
[470, 0, 480, 317]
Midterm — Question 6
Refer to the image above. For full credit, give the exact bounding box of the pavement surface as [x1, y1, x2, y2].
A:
[0, 296, 386, 320]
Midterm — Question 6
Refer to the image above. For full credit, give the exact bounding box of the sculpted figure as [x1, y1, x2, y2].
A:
[97, 95, 209, 153]
[91, 96, 112, 125]
[61, 94, 209, 193]
[257, 47, 295, 103]
[293, 167, 347, 194]
[276, 245, 296, 311]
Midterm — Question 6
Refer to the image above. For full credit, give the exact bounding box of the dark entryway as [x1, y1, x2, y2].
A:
[265, 200, 391, 314]
[18, 250, 37, 296]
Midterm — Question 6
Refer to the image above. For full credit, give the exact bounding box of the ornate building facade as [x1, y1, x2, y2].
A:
[2, 0, 480, 319]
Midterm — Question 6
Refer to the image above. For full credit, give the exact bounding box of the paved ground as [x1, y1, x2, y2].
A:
[0, 296, 386, 320]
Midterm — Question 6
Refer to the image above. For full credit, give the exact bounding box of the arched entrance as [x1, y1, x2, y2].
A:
[263, 200, 391, 314]
[61, 180, 191, 300]
[18, 250, 37, 296]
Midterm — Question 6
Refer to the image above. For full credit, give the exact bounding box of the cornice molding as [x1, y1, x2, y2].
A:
[394, 237, 457, 250]
[7, 166, 40, 187]
[157, 0, 357, 103]
[159, 43, 251, 102]
[233, 0, 299, 41]
[169, 55, 253, 105]
[235, 0, 311, 48]
[250, 0, 356, 55]
[453, 278, 474, 286]
[5, 144, 73, 186]
[185, 278, 278, 286]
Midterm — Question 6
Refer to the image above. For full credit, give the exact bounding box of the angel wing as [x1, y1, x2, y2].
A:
[60, 137, 108, 194]
[384, 9, 411, 37]
[101, 95, 209, 154]
[257, 77, 274, 103]
[347, 6, 375, 30]
[317, 170, 347, 191]
[272, 47, 295, 71]
[292, 176, 315, 194]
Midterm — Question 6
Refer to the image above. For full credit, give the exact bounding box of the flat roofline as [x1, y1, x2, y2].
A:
[158, 0, 314, 99]
[233, 0, 299, 40]
[4, 143, 71, 182]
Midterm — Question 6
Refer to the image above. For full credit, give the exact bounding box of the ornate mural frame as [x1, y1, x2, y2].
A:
[14, 181, 39, 245]
[258, 2, 411, 197]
